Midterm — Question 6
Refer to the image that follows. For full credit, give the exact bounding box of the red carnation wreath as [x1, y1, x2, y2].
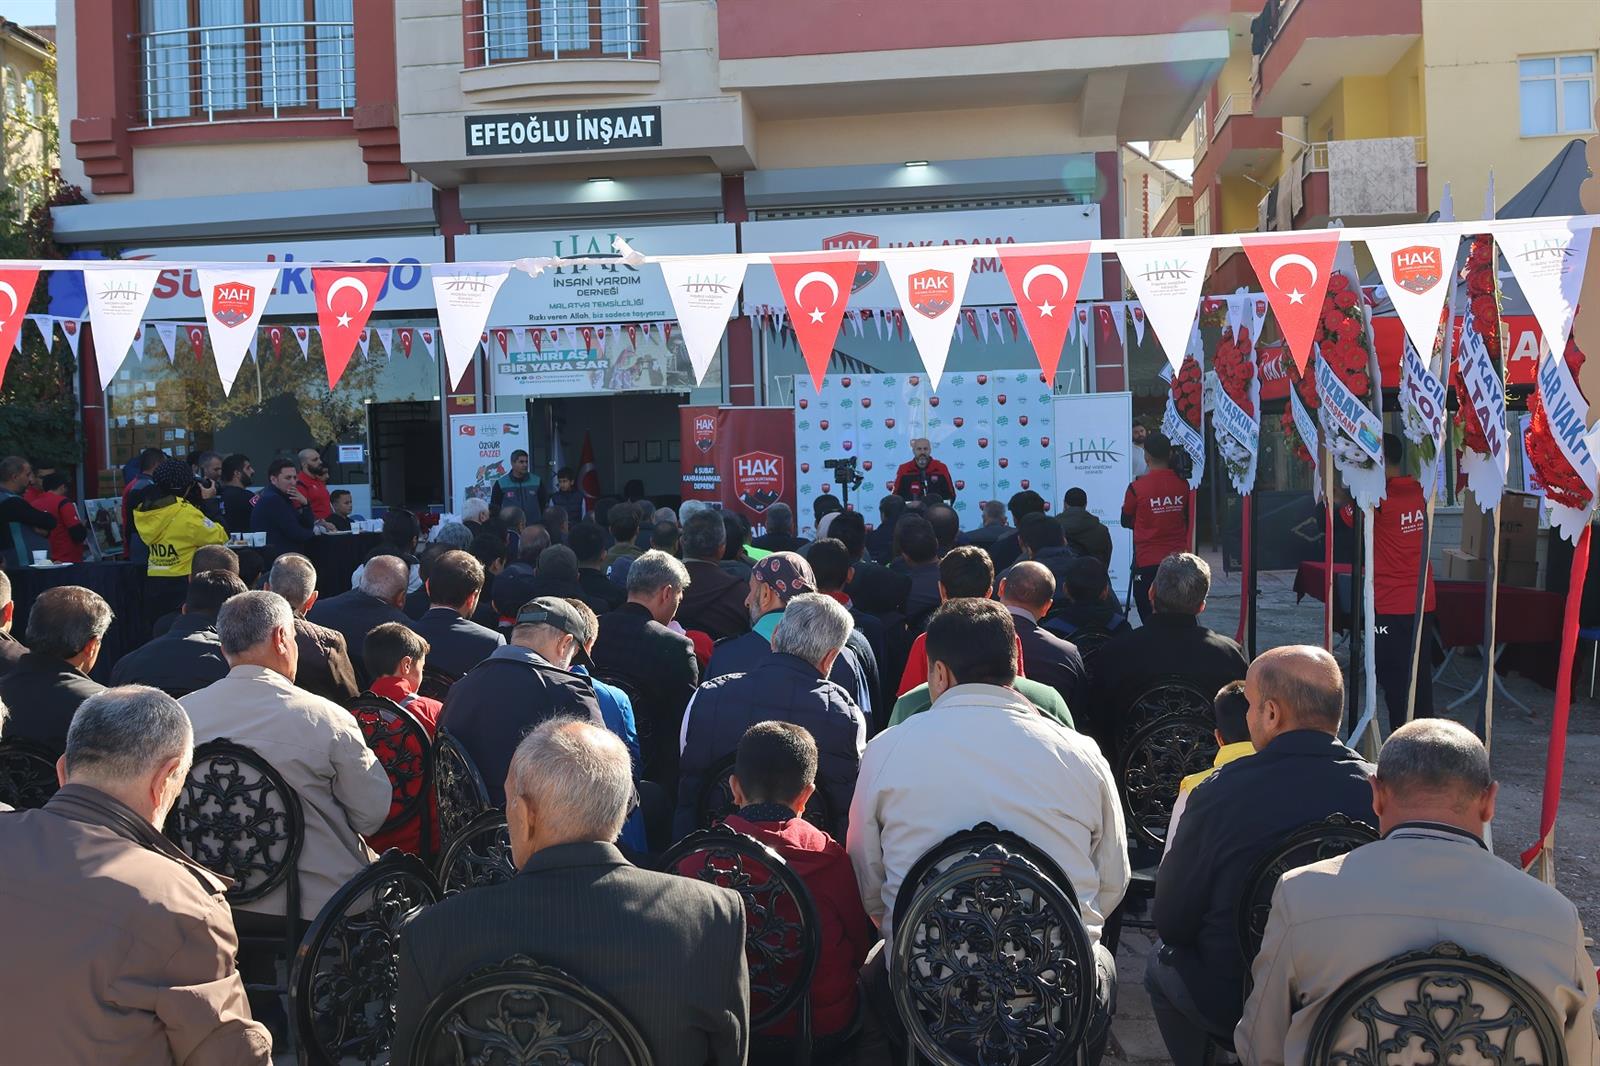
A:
[1317, 272, 1373, 402]
[1453, 234, 1501, 454]
[1216, 325, 1255, 417]
[1526, 336, 1592, 509]
[1170, 355, 1204, 431]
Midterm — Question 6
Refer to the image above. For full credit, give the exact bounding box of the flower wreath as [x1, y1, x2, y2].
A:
[1169, 354, 1204, 431]
[1216, 324, 1255, 417]
[1453, 234, 1501, 454]
[1526, 336, 1592, 509]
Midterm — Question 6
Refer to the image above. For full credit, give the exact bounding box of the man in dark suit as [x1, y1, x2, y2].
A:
[569, 520, 626, 611]
[828, 510, 910, 619]
[263, 552, 360, 704]
[109, 570, 247, 697]
[393, 718, 749, 1065]
[439, 597, 605, 806]
[890, 516, 942, 627]
[0, 570, 26, 674]
[0, 585, 109, 758]
[306, 554, 414, 686]
[413, 548, 504, 680]
[958, 499, 1014, 549]
[1149, 644, 1375, 1066]
[863, 494, 904, 565]
[997, 561, 1089, 716]
[676, 509, 751, 641]
[750, 502, 809, 553]
[986, 489, 1047, 574]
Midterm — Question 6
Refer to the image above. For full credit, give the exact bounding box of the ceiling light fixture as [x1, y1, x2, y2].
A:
[904, 160, 929, 168]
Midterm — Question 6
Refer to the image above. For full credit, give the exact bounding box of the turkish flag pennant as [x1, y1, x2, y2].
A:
[998, 243, 1090, 381]
[312, 266, 389, 389]
[663, 321, 674, 347]
[0, 267, 39, 387]
[267, 325, 285, 360]
[186, 324, 207, 362]
[580, 326, 594, 351]
[1003, 307, 1020, 342]
[493, 327, 510, 356]
[964, 308, 979, 341]
[772, 252, 859, 391]
[528, 328, 542, 352]
[397, 327, 414, 357]
[625, 323, 638, 348]
[1242, 232, 1342, 374]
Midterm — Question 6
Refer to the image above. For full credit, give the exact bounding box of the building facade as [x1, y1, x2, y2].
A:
[0, 17, 54, 213]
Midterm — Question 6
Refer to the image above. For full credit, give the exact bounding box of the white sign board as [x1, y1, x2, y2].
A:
[1053, 391, 1134, 596]
[455, 222, 737, 326]
[449, 412, 530, 515]
[743, 204, 1104, 308]
[122, 235, 447, 316]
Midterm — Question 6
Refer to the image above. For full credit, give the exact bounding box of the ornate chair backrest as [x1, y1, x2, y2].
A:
[348, 694, 434, 845]
[417, 667, 456, 703]
[408, 956, 651, 1066]
[1122, 676, 1213, 731]
[166, 738, 305, 912]
[1066, 624, 1114, 661]
[291, 851, 440, 1066]
[0, 737, 60, 810]
[1237, 813, 1378, 964]
[660, 824, 820, 1031]
[694, 752, 836, 836]
[890, 823, 1095, 1066]
[435, 809, 517, 897]
[1305, 941, 1565, 1066]
[1116, 712, 1219, 851]
[432, 731, 491, 842]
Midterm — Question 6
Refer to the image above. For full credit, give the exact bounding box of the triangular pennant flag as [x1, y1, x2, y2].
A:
[417, 327, 436, 360]
[267, 324, 285, 360]
[1498, 222, 1593, 360]
[197, 267, 277, 394]
[884, 249, 973, 389]
[1366, 232, 1460, 362]
[580, 326, 594, 352]
[526, 327, 541, 353]
[1226, 293, 1246, 336]
[397, 327, 414, 358]
[58, 318, 83, 360]
[1130, 303, 1147, 345]
[356, 328, 371, 360]
[0, 267, 39, 386]
[155, 322, 177, 363]
[1119, 239, 1211, 371]
[82, 268, 159, 386]
[1242, 232, 1342, 374]
[185, 323, 207, 362]
[1248, 294, 1267, 341]
[492, 327, 511, 357]
[313, 266, 389, 389]
[293, 325, 311, 359]
[997, 242, 1089, 381]
[431, 264, 509, 391]
[375, 327, 393, 359]
[26, 313, 49, 349]
[660, 256, 746, 384]
[772, 252, 859, 391]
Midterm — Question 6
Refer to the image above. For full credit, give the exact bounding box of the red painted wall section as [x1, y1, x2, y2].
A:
[353, 3, 407, 183]
[719, 0, 1226, 59]
[70, 0, 138, 195]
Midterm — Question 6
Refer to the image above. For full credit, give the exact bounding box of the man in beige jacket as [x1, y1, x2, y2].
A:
[180, 590, 391, 921]
[1237, 719, 1599, 1065]
[0, 685, 272, 1064]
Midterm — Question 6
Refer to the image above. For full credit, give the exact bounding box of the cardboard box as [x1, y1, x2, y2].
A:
[1442, 548, 1485, 582]
[1460, 489, 1541, 562]
[1500, 559, 1540, 588]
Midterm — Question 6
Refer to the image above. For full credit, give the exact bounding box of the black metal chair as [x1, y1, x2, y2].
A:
[348, 693, 436, 861]
[594, 669, 651, 757]
[890, 823, 1095, 1066]
[694, 752, 837, 836]
[1115, 712, 1218, 851]
[290, 851, 440, 1066]
[417, 667, 456, 703]
[1063, 624, 1113, 662]
[0, 736, 59, 810]
[435, 808, 517, 896]
[1121, 676, 1213, 732]
[165, 739, 305, 1050]
[433, 731, 491, 843]
[1236, 813, 1378, 967]
[661, 824, 820, 1063]
[407, 955, 651, 1066]
[1305, 941, 1565, 1066]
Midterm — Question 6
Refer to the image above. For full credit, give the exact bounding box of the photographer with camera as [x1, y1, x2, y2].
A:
[893, 438, 956, 504]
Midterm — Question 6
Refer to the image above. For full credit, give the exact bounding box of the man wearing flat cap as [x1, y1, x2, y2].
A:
[439, 596, 605, 805]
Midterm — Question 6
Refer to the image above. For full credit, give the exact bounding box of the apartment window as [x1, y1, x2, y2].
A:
[469, 0, 646, 65]
[1520, 54, 1596, 137]
[137, 0, 355, 125]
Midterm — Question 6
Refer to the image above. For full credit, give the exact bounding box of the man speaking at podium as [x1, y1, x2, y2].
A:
[894, 439, 957, 504]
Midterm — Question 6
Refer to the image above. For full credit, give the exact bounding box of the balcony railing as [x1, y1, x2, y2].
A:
[135, 19, 354, 127]
[464, 0, 648, 67]
[1196, 92, 1252, 164]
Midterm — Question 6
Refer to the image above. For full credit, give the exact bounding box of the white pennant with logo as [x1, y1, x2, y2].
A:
[1119, 238, 1209, 371]
[416, 326, 437, 360]
[1499, 220, 1593, 360]
[659, 256, 746, 384]
[197, 267, 277, 394]
[375, 327, 393, 359]
[154, 322, 177, 364]
[1536, 348, 1600, 540]
[431, 264, 510, 388]
[83, 268, 160, 387]
[1457, 313, 1510, 507]
[884, 249, 973, 389]
[1367, 231, 1460, 360]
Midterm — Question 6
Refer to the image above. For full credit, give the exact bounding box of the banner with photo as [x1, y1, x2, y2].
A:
[449, 412, 530, 515]
[491, 323, 698, 396]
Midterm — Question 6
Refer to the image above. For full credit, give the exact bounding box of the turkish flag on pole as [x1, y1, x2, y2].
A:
[312, 266, 388, 389]
[577, 431, 601, 510]
[1242, 233, 1342, 375]
[998, 243, 1089, 382]
[0, 267, 39, 387]
[772, 252, 858, 392]
[186, 324, 207, 361]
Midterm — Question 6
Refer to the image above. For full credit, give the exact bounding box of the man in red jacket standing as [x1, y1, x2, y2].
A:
[721, 721, 872, 1060]
[893, 438, 956, 504]
[1121, 431, 1190, 624]
[296, 447, 334, 523]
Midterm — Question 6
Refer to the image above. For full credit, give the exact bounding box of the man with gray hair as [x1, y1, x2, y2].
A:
[959, 498, 1014, 549]
[393, 719, 749, 1065]
[676, 592, 866, 838]
[0, 568, 23, 673]
[0, 686, 274, 1063]
[751, 502, 809, 554]
[439, 596, 605, 807]
[264, 552, 360, 703]
[1092, 551, 1248, 733]
[0, 584, 110, 758]
[1238, 718, 1599, 1065]
[678, 507, 751, 641]
[307, 553, 415, 686]
[181, 592, 391, 924]
[593, 549, 699, 789]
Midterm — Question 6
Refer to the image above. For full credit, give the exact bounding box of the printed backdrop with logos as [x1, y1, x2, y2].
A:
[450, 412, 530, 515]
[679, 405, 797, 532]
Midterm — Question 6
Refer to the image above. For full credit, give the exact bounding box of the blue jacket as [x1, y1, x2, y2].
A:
[675, 652, 866, 840]
[490, 472, 544, 517]
[573, 664, 646, 852]
[250, 482, 314, 550]
[705, 609, 876, 724]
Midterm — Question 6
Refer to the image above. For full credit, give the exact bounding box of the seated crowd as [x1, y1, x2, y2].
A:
[0, 482, 1595, 1066]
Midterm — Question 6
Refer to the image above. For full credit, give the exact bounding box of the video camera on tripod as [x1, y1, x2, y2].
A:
[824, 456, 864, 507]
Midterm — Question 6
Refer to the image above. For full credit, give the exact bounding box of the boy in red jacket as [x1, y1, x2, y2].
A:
[360, 623, 442, 857]
[723, 721, 873, 1058]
